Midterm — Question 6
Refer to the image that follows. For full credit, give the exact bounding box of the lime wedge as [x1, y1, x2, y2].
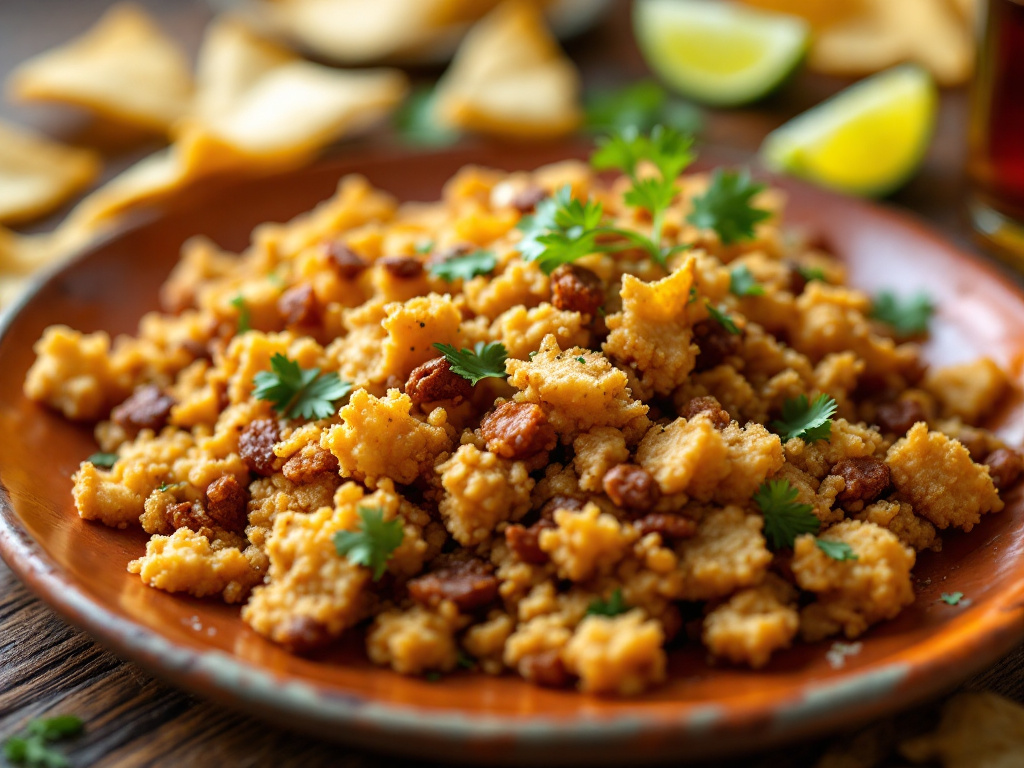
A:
[761, 65, 938, 197]
[633, 0, 809, 107]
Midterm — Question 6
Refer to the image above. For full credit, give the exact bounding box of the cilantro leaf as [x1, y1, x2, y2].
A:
[753, 479, 820, 550]
[584, 80, 702, 135]
[870, 290, 934, 337]
[941, 591, 964, 606]
[157, 482, 185, 493]
[729, 264, 765, 297]
[796, 264, 826, 283]
[4, 715, 83, 768]
[516, 186, 603, 274]
[687, 168, 771, 245]
[705, 301, 741, 335]
[415, 240, 434, 254]
[772, 393, 838, 442]
[87, 452, 117, 468]
[586, 588, 628, 617]
[429, 250, 497, 282]
[393, 86, 460, 147]
[816, 539, 858, 561]
[333, 506, 404, 580]
[253, 353, 353, 420]
[433, 341, 508, 385]
[230, 295, 251, 334]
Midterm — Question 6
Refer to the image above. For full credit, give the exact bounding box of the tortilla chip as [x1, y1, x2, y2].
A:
[434, 0, 581, 139]
[7, 3, 193, 133]
[900, 692, 1024, 767]
[178, 60, 408, 170]
[0, 121, 100, 225]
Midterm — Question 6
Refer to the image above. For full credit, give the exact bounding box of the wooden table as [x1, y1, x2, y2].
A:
[2, 2, 1022, 766]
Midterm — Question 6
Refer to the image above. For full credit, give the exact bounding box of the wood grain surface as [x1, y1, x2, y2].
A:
[2, 2, 1024, 767]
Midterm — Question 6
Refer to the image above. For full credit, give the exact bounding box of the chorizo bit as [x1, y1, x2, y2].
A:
[633, 513, 697, 541]
[550, 263, 605, 316]
[519, 649, 570, 688]
[239, 418, 280, 477]
[204, 475, 250, 533]
[379, 255, 424, 279]
[325, 242, 367, 280]
[603, 463, 659, 512]
[985, 448, 1024, 490]
[480, 402, 557, 460]
[282, 447, 340, 485]
[875, 399, 927, 436]
[278, 284, 321, 327]
[407, 559, 499, 612]
[680, 396, 731, 429]
[405, 356, 473, 407]
[111, 385, 175, 433]
[832, 456, 891, 504]
[539, 494, 586, 520]
[278, 615, 334, 654]
[505, 519, 555, 564]
[692, 317, 742, 372]
[170, 500, 214, 535]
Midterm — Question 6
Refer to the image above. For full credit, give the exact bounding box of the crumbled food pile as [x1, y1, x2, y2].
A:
[24, 128, 1022, 695]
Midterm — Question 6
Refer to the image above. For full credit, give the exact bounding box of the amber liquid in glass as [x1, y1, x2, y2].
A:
[969, 0, 1024, 254]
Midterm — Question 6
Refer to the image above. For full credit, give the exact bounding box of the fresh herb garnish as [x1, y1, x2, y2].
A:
[941, 592, 964, 606]
[87, 452, 117, 468]
[432, 341, 508, 385]
[870, 290, 934, 337]
[415, 240, 434, 254]
[230, 295, 251, 334]
[687, 168, 771, 245]
[516, 186, 606, 274]
[429, 250, 497, 282]
[771, 393, 838, 443]
[705, 302, 741, 335]
[586, 588, 628, 617]
[796, 264, 826, 283]
[157, 482, 184, 493]
[456, 650, 477, 670]
[333, 506, 404, 581]
[393, 86, 460, 148]
[576, 356, 587, 364]
[253, 353, 353, 420]
[816, 539, 858, 561]
[753, 479, 820, 550]
[3, 714, 83, 768]
[584, 80, 702, 135]
[729, 264, 765, 297]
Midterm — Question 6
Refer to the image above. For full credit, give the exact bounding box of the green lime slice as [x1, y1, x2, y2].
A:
[760, 65, 937, 197]
[633, 0, 809, 107]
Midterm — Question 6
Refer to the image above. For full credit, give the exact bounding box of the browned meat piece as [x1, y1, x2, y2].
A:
[170, 500, 214, 535]
[278, 284, 321, 327]
[325, 242, 367, 279]
[480, 402, 557, 459]
[692, 318, 742, 372]
[550, 263, 605, 316]
[204, 475, 250, 532]
[282, 448, 340, 484]
[239, 419, 280, 476]
[505, 519, 555, 564]
[985, 447, 1024, 490]
[111, 385, 175, 433]
[538, 494, 587, 520]
[633, 513, 698, 540]
[833, 456, 891, 504]
[680, 396, 731, 428]
[519, 649, 570, 688]
[603, 463, 659, 512]
[875, 399, 927, 436]
[278, 616, 333, 654]
[511, 186, 546, 213]
[379, 255, 424, 279]
[407, 559, 499, 612]
[405, 357, 473, 407]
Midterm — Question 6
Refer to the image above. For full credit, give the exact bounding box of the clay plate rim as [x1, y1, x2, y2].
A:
[1, 143, 1024, 765]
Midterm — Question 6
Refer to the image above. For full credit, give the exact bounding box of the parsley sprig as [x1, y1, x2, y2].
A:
[729, 264, 765, 297]
[334, 506, 404, 580]
[870, 290, 934, 337]
[586, 588, 628, 617]
[687, 168, 771, 245]
[753, 479, 820, 550]
[584, 80, 702, 135]
[230, 295, 251, 334]
[253, 353, 353, 420]
[771, 394, 838, 443]
[3, 715, 83, 768]
[429, 250, 497, 282]
[87, 452, 117, 468]
[705, 302, 741, 335]
[516, 186, 605, 274]
[941, 592, 964, 606]
[816, 539, 858, 561]
[432, 341, 508, 385]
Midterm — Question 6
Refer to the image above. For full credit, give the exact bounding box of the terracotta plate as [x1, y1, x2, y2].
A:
[2, 144, 1024, 766]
